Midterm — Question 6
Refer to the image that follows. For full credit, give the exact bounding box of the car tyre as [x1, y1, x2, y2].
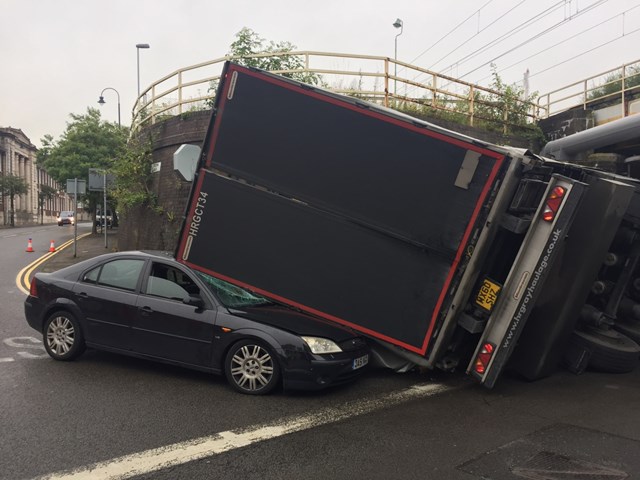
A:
[224, 339, 281, 395]
[565, 326, 640, 373]
[43, 311, 86, 361]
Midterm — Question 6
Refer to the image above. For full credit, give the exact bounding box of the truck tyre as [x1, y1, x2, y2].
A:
[566, 326, 640, 373]
[613, 318, 640, 344]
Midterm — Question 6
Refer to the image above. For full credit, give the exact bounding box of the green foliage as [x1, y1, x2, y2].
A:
[229, 28, 322, 85]
[0, 173, 29, 226]
[111, 137, 156, 212]
[39, 107, 128, 230]
[469, 65, 537, 131]
[0, 173, 29, 197]
[207, 27, 323, 106]
[38, 108, 127, 184]
[586, 66, 640, 102]
[37, 184, 58, 224]
[38, 184, 57, 204]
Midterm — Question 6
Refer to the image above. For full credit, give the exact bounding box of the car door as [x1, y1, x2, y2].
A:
[132, 261, 217, 368]
[73, 258, 145, 350]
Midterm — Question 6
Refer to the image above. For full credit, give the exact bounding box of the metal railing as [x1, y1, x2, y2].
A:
[132, 51, 541, 135]
[538, 59, 640, 119]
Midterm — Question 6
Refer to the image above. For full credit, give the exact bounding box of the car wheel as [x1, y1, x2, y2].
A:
[43, 311, 86, 361]
[565, 326, 640, 373]
[224, 340, 281, 395]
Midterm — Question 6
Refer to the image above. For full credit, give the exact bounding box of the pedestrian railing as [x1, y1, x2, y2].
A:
[538, 59, 640, 119]
[132, 51, 541, 135]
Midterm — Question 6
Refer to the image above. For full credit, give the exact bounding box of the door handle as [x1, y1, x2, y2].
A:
[139, 306, 153, 314]
[77, 292, 89, 298]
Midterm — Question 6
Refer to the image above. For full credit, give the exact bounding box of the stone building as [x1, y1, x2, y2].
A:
[0, 127, 71, 226]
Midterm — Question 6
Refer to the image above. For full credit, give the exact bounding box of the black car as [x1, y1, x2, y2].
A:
[24, 251, 369, 395]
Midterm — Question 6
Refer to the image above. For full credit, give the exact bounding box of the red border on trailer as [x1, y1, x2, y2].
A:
[176, 64, 506, 356]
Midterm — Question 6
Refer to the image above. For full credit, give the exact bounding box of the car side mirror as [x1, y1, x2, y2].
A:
[183, 295, 205, 309]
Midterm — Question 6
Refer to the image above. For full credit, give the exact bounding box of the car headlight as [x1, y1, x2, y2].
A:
[301, 336, 342, 354]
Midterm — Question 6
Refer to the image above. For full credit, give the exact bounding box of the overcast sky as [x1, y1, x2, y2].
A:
[2, 0, 638, 148]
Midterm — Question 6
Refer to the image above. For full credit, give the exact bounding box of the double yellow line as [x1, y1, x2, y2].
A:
[16, 233, 92, 295]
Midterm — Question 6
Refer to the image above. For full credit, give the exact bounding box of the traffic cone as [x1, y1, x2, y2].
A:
[26, 238, 34, 253]
[49, 240, 56, 252]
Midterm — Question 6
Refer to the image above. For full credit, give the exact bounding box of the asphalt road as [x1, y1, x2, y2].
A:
[1, 224, 639, 480]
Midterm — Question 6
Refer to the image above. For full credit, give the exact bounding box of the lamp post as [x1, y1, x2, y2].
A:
[136, 43, 150, 96]
[97, 87, 121, 127]
[393, 18, 403, 96]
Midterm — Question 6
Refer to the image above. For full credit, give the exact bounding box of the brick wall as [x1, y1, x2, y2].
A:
[117, 110, 211, 251]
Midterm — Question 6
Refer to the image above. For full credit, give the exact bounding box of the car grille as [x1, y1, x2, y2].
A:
[338, 337, 367, 352]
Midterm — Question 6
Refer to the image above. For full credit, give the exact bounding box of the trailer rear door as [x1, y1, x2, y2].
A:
[177, 62, 507, 356]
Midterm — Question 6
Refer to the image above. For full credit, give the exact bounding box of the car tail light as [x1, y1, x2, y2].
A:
[474, 342, 495, 374]
[29, 277, 38, 297]
[542, 186, 566, 222]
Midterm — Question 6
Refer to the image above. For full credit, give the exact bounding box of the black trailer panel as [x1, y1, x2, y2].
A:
[178, 63, 508, 355]
[179, 170, 454, 351]
[204, 64, 506, 255]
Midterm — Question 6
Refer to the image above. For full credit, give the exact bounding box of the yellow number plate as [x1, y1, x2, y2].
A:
[476, 278, 501, 311]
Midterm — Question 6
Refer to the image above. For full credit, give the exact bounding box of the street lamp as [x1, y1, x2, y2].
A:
[136, 43, 150, 96]
[97, 87, 121, 127]
[393, 18, 403, 96]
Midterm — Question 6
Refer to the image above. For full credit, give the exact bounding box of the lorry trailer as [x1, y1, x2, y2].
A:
[176, 62, 640, 387]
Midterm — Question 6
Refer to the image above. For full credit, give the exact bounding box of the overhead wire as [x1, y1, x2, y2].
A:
[457, 0, 609, 81]
[427, 0, 527, 71]
[408, 0, 495, 65]
[527, 25, 640, 80]
[403, 0, 571, 98]
[475, 3, 640, 84]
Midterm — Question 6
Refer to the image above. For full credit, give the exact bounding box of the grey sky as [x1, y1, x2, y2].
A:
[2, 0, 638, 148]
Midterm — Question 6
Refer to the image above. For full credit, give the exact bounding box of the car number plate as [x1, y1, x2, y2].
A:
[353, 354, 369, 370]
[475, 278, 501, 312]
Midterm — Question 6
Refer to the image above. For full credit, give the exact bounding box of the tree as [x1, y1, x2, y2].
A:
[228, 28, 322, 85]
[38, 184, 58, 225]
[208, 28, 323, 103]
[38, 107, 127, 233]
[0, 173, 29, 227]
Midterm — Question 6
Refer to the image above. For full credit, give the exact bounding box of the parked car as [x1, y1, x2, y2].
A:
[95, 213, 113, 228]
[24, 251, 369, 394]
[56, 211, 75, 226]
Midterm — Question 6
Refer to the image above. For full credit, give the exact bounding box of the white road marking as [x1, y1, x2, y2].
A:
[4, 336, 44, 350]
[18, 351, 48, 359]
[0, 357, 15, 363]
[38, 382, 456, 480]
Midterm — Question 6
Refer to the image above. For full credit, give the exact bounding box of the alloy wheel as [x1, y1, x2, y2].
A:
[229, 344, 275, 392]
[46, 316, 76, 356]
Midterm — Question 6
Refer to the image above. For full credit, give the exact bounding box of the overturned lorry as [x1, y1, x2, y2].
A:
[175, 62, 640, 388]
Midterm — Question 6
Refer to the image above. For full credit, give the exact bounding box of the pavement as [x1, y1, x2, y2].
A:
[37, 228, 119, 274]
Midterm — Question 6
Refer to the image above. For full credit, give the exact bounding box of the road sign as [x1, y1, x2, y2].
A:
[88, 169, 116, 191]
[66, 179, 86, 195]
[174, 144, 200, 181]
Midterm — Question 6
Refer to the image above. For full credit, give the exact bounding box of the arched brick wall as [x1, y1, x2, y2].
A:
[117, 110, 211, 251]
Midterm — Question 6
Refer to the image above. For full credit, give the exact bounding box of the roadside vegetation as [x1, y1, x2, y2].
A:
[37, 108, 127, 233]
[0, 173, 29, 227]
[40, 30, 543, 226]
[586, 65, 640, 104]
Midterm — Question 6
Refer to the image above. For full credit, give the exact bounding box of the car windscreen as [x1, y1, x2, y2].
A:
[195, 271, 270, 308]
